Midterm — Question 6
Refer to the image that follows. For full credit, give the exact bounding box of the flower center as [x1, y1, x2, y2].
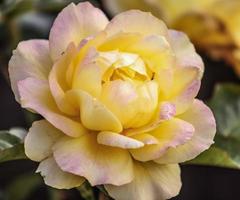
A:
[99, 51, 150, 83]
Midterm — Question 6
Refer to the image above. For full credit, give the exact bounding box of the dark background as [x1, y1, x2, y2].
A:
[1, 0, 240, 199]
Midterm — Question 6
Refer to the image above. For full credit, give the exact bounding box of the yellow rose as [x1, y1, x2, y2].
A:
[104, 0, 240, 75]
[9, 2, 216, 200]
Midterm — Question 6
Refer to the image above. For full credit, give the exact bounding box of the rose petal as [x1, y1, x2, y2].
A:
[25, 120, 61, 162]
[155, 99, 216, 164]
[105, 10, 168, 38]
[53, 134, 134, 186]
[49, 43, 79, 116]
[67, 89, 122, 132]
[18, 78, 86, 137]
[130, 118, 194, 161]
[105, 162, 181, 200]
[127, 34, 174, 72]
[168, 30, 204, 73]
[97, 131, 144, 149]
[131, 133, 159, 145]
[165, 67, 201, 114]
[49, 2, 109, 60]
[72, 48, 105, 98]
[37, 157, 85, 189]
[100, 80, 158, 129]
[9, 40, 52, 102]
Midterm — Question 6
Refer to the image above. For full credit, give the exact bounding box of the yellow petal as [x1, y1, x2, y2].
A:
[18, 78, 87, 137]
[9, 40, 52, 103]
[67, 89, 122, 132]
[130, 118, 194, 161]
[49, 43, 79, 116]
[105, 10, 168, 38]
[25, 120, 61, 162]
[105, 162, 181, 200]
[37, 157, 85, 189]
[131, 133, 159, 145]
[155, 99, 216, 164]
[97, 131, 144, 149]
[53, 134, 134, 186]
[100, 80, 158, 128]
[49, 2, 109, 60]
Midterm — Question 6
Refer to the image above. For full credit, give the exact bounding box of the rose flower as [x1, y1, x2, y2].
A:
[8, 2, 216, 200]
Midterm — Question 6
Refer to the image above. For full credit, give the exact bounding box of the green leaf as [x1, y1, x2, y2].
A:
[189, 83, 240, 169]
[0, 130, 27, 162]
[77, 181, 96, 200]
[187, 146, 240, 169]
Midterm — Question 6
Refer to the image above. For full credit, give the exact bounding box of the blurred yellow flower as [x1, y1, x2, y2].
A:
[9, 2, 216, 200]
[104, 0, 240, 75]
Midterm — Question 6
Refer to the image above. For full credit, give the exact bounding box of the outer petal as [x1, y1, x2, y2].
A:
[168, 30, 204, 73]
[25, 120, 61, 162]
[49, 2, 109, 60]
[105, 162, 181, 200]
[105, 10, 168, 38]
[9, 40, 52, 102]
[155, 99, 216, 164]
[37, 157, 85, 189]
[18, 78, 87, 137]
[167, 67, 201, 114]
[53, 134, 134, 186]
[130, 118, 194, 161]
[97, 131, 144, 149]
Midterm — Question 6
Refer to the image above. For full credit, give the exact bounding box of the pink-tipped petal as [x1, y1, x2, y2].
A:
[105, 10, 168, 38]
[25, 120, 61, 162]
[37, 157, 85, 189]
[130, 118, 194, 161]
[168, 30, 204, 74]
[9, 40, 52, 102]
[18, 78, 87, 137]
[155, 99, 216, 164]
[49, 2, 109, 60]
[53, 134, 134, 186]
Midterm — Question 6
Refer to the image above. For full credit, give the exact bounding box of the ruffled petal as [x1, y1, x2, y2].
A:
[25, 120, 61, 162]
[37, 157, 85, 189]
[53, 134, 134, 186]
[130, 118, 194, 161]
[9, 40, 52, 102]
[18, 78, 86, 137]
[49, 2, 109, 60]
[105, 162, 181, 200]
[155, 99, 216, 164]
